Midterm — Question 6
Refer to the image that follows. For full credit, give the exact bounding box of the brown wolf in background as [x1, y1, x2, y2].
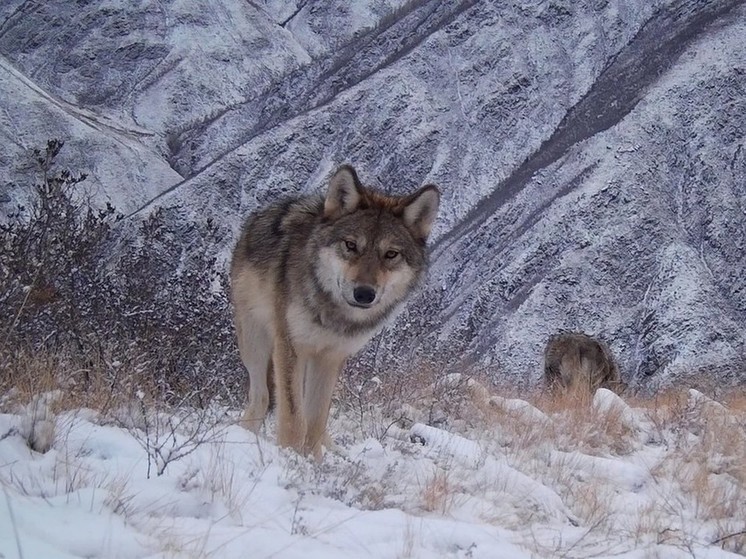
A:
[230, 165, 440, 459]
[543, 332, 625, 395]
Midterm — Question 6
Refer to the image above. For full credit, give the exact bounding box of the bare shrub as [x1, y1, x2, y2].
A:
[338, 361, 480, 441]
[1, 140, 242, 413]
[123, 388, 228, 478]
[0, 139, 117, 351]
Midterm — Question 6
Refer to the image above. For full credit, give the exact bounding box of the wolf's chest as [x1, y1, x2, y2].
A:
[285, 301, 378, 357]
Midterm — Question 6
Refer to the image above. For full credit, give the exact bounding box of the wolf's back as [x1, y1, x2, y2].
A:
[231, 195, 324, 277]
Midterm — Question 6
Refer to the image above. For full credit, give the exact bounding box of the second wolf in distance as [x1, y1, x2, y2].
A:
[230, 165, 440, 459]
[544, 331, 626, 396]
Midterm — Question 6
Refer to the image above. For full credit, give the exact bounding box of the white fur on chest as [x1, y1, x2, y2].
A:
[285, 301, 379, 357]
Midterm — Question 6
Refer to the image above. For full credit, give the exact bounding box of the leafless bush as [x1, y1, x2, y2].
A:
[338, 360, 481, 443]
[0, 139, 117, 352]
[125, 389, 228, 478]
[0, 140, 242, 409]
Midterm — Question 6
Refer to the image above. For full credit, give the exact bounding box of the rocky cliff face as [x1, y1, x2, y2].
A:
[1, 0, 744, 389]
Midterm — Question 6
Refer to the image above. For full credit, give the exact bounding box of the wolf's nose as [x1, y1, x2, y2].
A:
[353, 286, 376, 305]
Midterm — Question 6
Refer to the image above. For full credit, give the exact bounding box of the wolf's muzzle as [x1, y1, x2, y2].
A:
[352, 285, 376, 307]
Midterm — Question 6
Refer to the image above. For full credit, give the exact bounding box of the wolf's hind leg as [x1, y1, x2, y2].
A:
[237, 315, 273, 433]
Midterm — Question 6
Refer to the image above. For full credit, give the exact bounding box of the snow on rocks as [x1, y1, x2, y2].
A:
[593, 387, 648, 434]
[489, 395, 552, 425]
[409, 422, 484, 467]
[687, 389, 740, 428]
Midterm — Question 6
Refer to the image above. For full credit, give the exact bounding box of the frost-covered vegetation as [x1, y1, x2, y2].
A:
[1, 140, 241, 409]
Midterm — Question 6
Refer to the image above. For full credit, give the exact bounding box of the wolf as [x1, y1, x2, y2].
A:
[543, 332, 626, 395]
[230, 165, 440, 459]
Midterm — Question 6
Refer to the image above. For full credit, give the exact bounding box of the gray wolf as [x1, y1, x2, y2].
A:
[543, 332, 626, 395]
[230, 165, 440, 459]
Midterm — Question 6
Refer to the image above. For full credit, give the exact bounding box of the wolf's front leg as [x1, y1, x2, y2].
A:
[234, 309, 274, 433]
[303, 352, 346, 461]
[273, 337, 307, 453]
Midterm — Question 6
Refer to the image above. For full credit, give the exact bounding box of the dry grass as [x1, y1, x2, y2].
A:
[397, 519, 417, 559]
[339, 362, 483, 439]
[444, 379, 746, 556]
[419, 467, 463, 515]
[0, 346, 153, 418]
[1, 346, 160, 459]
[194, 443, 267, 522]
[472, 381, 641, 458]
[644, 387, 746, 481]
[0, 443, 94, 499]
[103, 474, 138, 519]
[635, 387, 746, 553]
[1, 346, 230, 484]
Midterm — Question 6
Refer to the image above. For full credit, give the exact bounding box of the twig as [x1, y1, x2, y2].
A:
[378, 413, 408, 441]
[2, 267, 40, 349]
[138, 394, 153, 479]
[711, 529, 746, 546]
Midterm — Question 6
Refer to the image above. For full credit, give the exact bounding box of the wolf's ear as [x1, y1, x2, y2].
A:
[403, 184, 440, 240]
[324, 165, 363, 219]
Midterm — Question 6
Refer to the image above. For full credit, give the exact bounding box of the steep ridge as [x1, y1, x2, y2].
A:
[0, 54, 180, 216]
[130, 0, 479, 213]
[432, 0, 746, 260]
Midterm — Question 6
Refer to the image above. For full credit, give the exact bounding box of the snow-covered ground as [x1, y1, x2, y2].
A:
[1, 386, 744, 558]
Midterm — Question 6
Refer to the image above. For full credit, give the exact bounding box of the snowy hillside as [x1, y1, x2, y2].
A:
[1, 1, 745, 386]
[1, 384, 745, 558]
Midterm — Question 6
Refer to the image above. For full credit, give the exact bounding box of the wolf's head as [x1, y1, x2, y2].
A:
[314, 165, 440, 322]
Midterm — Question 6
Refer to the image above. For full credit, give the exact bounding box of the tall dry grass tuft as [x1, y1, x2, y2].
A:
[624, 386, 746, 552]
[1, 344, 230, 475]
[419, 467, 463, 515]
[643, 388, 746, 483]
[2, 347, 108, 455]
[1, 345, 157, 418]
[466, 379, 746, 556]
[508, 384, 640, 456]
[1, 348, 65, 410]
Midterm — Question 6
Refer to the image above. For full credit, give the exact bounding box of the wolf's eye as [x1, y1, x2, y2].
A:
[384, 250, 399, 260]
[344, 240, 357, 252]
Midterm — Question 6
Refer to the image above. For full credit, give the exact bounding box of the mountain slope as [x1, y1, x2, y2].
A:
[0, 0, 744, 388]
